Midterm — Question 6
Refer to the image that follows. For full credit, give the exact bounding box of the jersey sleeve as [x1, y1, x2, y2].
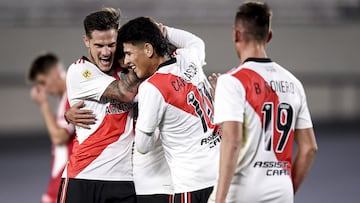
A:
[214, 74, 246, 124]
[295, 83, 313, 129]
[166, 26, 205, 66]
[135, 81, 166, 133]
[66, 62, 115, 104]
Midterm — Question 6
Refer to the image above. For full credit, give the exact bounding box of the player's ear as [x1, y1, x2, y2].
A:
[144, 43, 154, 58]
[233, 28, 240, 43]
[83, 35, 90, 48]
[266, 30, 273, 43]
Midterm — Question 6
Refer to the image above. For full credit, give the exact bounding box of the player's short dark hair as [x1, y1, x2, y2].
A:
[84, 7, 120, 38]
[28, 53, 59, 81]
[117, 17, 168, 57]
[115, 32, 125, 60]
[235, 1, 272, 42]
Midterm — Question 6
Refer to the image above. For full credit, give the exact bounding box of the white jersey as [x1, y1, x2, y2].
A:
[211, 58, 313, 203]
[135, 28, 220, 193]
[64, 57, 135, 181]
[133, 129, 174, 195]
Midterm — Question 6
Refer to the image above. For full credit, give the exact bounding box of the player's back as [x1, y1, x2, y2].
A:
[220, 58, 310, 202]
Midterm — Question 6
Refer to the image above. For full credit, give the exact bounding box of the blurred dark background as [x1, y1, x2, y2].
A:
[0, 0, 359, 202]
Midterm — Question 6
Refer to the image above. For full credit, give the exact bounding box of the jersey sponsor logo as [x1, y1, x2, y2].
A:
[81, 69, 92, 79]
[253, 161, 290, 176]
[100, 98, 134, 114]
[200, 125, 222, 148]
[105, 102, 134, 114]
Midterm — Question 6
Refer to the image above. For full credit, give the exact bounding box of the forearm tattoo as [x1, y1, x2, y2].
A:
[103, 70, 142, 101]
[119, 71, 141, 93]
[106, 80, 125, 99]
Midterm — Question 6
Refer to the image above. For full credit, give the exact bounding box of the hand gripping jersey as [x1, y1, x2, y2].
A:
[64, 57, 135, 181]
[42, 93, 75, 203]
[213, 58, 313, 203]
[135, 30, 220, 193]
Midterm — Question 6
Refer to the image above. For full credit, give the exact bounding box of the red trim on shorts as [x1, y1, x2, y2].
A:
[188, 192, 191, 203]
[59, 178, 69, 203]
[169, 194, 173, 203]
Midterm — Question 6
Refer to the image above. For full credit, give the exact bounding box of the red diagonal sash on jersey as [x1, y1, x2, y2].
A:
[148, 73, 215, 131]
[67, 113, 128, 178]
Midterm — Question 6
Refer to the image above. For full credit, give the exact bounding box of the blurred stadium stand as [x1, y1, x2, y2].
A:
[0, 0, 360, 26]
[0, 1, 359, 203]
[0, 0, 359, 133]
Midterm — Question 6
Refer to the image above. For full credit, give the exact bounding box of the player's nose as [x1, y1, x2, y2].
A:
[101, 47, 111, 56]
[123, 55, 131, 65]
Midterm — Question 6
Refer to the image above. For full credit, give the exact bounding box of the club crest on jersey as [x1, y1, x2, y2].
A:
[82, 69, 92, 79]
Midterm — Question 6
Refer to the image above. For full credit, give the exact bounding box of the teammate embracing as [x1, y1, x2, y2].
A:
[58, 8, 140, 203]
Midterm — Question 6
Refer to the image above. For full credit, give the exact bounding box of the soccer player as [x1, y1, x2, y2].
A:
[118, 17, 221, 203]
[58, 8, 140, 203]
[210, 2, 318, 203]
[28, 53, 75, 203]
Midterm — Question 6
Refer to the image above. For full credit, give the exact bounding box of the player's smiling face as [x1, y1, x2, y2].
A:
[83, 29, 117, 72]
[123, 42, 156, 80]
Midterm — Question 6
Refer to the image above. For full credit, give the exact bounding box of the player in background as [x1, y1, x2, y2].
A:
[58, 8, 140, 203]
[209, 2, 318, 203]
[28, 52, 75, 203]
[118, 17, 220, 203]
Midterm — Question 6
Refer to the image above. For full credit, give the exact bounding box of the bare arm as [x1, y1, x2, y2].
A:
[64, 101, 96, 129]
[215, 121, 243, 203]
[208, 73, 221, 98]
[101, 68, 141, 103]
[31, 86, 71, 145]
[292, 127, 318, 194]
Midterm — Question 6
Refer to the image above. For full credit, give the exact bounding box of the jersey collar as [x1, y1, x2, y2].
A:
[81, 56, 91, 62]
[244, 58, 272, 63]
[158, 57, 177, 69]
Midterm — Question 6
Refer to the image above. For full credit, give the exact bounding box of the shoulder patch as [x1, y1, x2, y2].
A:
[82, 69, 92, 79]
